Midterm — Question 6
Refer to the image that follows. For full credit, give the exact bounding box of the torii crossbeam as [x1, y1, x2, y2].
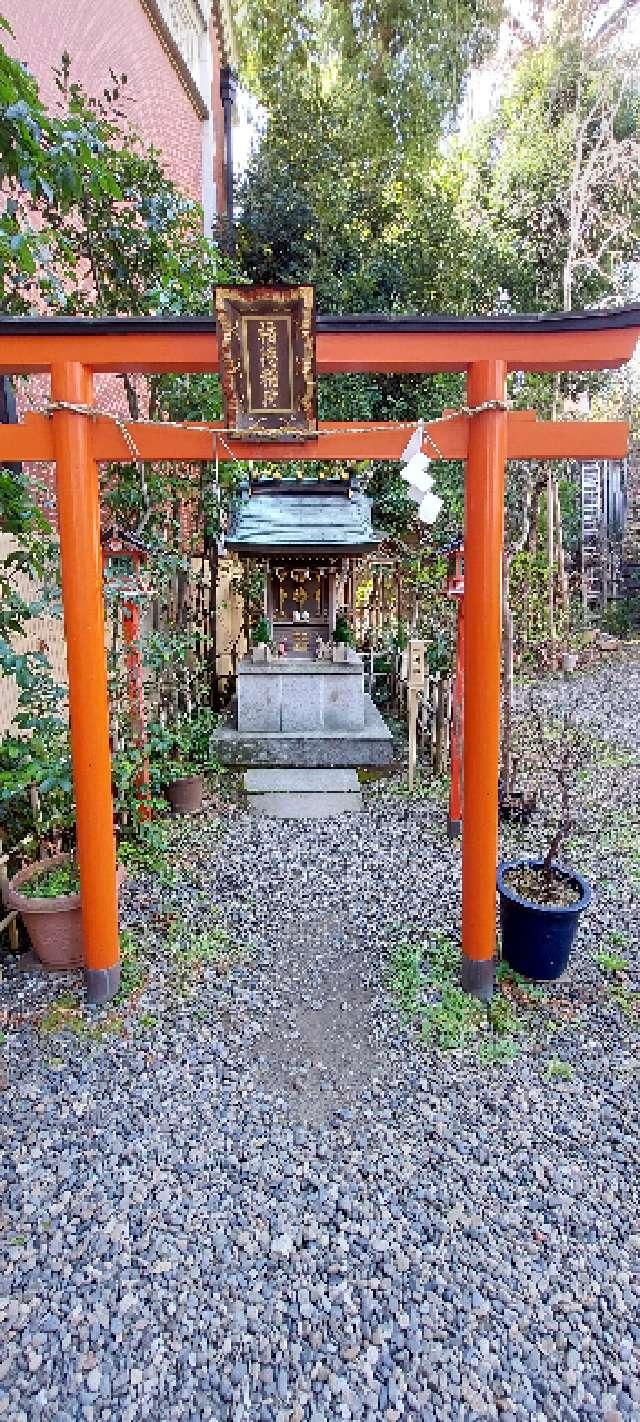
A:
[0, 307, 638, 1002]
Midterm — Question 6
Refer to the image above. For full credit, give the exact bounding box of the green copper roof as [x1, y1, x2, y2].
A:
[226, 483, 381, 554]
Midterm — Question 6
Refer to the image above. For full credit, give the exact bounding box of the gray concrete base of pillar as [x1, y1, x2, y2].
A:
[245, 768, 363, 818]
[461, 954, 494, 1002]
[85, 962, 121, 1004]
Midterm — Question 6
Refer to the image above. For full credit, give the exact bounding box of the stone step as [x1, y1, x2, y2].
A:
[244, 768, 362, 818]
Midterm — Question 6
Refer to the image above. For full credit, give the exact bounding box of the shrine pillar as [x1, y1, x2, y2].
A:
[51, 363, 121, 1002]
[461, 360, 507, 999]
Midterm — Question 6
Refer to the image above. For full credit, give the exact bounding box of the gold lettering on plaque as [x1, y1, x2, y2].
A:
[257, 321, 279, 409]
[243, 314, 294, 415]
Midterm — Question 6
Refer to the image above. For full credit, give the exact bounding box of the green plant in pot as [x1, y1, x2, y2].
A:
[148, 708, 218, 815]
[251, 616, 272, 662]
[4, 853, 126, 970]
[332, 613, 353, 661]
[498, 712, 592, 981]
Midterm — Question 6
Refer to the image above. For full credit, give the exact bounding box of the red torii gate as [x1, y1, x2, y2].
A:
[0, 307, 637, 1002]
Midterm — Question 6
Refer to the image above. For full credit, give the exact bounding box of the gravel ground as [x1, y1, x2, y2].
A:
[1, 650, 639, 1422]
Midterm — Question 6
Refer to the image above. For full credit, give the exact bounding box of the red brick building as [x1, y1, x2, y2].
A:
[2, 0, 239, 478]
[3, 0, 236, 231]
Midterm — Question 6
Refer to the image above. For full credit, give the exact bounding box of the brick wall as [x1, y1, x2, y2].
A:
[3, 0, 204, 202]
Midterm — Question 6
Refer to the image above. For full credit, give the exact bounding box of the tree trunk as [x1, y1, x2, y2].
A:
[552, 478, 569, 612]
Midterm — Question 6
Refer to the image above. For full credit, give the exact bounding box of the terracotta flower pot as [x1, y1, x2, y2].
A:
[165, 773, 204, 814]
[3, 854, 125, 971]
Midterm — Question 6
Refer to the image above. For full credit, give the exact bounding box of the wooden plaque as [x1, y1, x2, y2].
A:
[215, 285, 317, 441]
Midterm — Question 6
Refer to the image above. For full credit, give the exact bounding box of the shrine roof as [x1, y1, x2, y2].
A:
[226, 480, 381, 556]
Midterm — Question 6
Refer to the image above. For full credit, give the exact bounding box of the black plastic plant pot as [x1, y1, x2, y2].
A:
[497, 858, 592, 981]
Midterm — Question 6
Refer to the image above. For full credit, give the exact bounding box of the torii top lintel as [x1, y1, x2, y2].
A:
[0, 305, 639, 375]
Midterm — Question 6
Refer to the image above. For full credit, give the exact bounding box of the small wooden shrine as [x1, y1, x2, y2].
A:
[226, 473, 380, 656]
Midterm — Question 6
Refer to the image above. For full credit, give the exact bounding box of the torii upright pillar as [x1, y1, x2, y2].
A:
[461, 362, 507, 998]
[51, 363, 120, 1003]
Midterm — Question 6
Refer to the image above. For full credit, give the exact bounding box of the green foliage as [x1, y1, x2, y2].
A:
[593, 948, 629, 976]
[117, 821, 172, 879]
[114, 929, 146, 1003]
[0, 34, 231, 319]
[386, 933, 533, 1059]
[546, 1057, 574, 1080]
[426, 629, 451, 676]
[508, 547, 569, 659]
[332, 613, 353, 646]
[252, 616, 272, 646]
[478, 1036, 519, 1064]
[460, 30, 640, 312]
[167, 920, 244, 996]
[602, 601, 633, 638]
[385, 941, 422, 1019]
[0, 33, 236, 855]
[487, 994, 521, 1038]
[147, 707, 219, 787]
[421, 984, 485, 1050]
[20, 860, 79, 898]
[238, 0, 501, 156]
[0, 625, 73, 847]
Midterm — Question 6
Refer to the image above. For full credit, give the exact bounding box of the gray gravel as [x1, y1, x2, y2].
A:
[1, 650, 639, 1422]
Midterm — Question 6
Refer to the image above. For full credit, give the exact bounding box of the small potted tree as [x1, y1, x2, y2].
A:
[332, 613, 353, 663]
[149, 708, 218, 815]
[497, 712, 592, 980]
[252, 616, 273, 663]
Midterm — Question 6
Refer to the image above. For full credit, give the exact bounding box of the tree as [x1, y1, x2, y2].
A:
[459, 13, 640, 314]
[0, 17, 123, 313]
[237, 0, 503, 157]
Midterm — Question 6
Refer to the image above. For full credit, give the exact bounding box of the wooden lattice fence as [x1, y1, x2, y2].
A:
[389, 651, 453, 774]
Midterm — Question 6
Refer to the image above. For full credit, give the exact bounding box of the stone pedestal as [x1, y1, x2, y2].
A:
[237, 651, 365, 734]
[212, 650, 393, 770]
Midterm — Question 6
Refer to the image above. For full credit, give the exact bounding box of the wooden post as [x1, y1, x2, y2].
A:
[0, 845, 19, 954]
[122, 598, 152, 821]
[407, 639, 425, 791]
[408, 686, 418, 791]
[435, 678, 447, 775]
[430, 676, 438, 769]
[448, 593, 464, 838]
[51, 363, 120, 1003]
[461, 360, 507, 1001]
[552, 477, 569, 612]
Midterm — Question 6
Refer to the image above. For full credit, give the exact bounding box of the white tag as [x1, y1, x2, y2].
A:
[400, 420, 424, 464]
